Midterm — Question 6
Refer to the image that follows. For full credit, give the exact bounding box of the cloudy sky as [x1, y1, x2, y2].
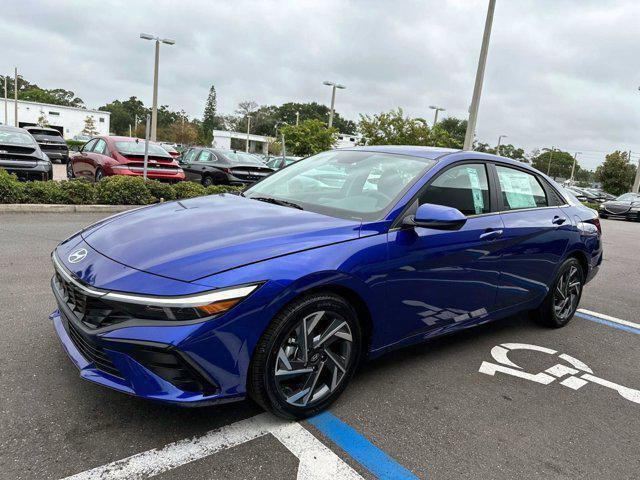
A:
[2, 0, 640, 169]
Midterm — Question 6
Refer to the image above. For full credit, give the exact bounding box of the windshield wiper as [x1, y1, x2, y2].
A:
[250, 196, 304, 210]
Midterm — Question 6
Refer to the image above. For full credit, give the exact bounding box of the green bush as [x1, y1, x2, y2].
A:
[0, 170, 24, 203]
[95, 176, 154, 205]
[66, 140, 86, 152]
[205, 184, 244, 196]
[146, 180, 176, 202]
[174, 181, 206, 199]
[58, 179, 96, 205]
[21, 180, 64, 204]
[582, 202, 600, 211]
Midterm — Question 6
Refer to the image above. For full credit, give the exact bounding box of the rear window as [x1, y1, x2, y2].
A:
[0, 130, 36, 146]
[221, 151, 264, 165]
[115, 141, 170, 157]
[28, 129, 63, 138]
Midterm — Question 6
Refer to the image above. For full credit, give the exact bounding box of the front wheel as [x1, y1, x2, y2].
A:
[248, 293, 362, 419]
[533, 258, 584, 328]
[94, 168, 104, 182]
[66, 161, 75, 179]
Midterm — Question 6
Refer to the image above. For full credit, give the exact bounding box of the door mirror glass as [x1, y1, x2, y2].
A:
[404, 203, 467, 230]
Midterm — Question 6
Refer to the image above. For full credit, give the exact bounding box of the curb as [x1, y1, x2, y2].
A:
[0, 204, 139, 213]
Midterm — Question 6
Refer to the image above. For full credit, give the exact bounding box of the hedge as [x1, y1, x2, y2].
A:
[0, 170, 243, 205]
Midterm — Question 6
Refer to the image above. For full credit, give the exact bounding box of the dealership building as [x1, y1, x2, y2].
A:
[0, 99, 110, 139]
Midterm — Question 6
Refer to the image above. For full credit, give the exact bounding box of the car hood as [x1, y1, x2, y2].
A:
[81, 194, 361, 282]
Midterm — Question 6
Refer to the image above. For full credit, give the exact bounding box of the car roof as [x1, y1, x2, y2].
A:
[0, 124, 31, 133]
[338, 145, 460, 160]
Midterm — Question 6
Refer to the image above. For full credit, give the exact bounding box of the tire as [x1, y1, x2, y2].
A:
[532, 258, 584, 328]
[95, 168, 104, 182]
[248, 293, 362, 419]
[201, 175, 214, 187]
[66, 161, 75, 179]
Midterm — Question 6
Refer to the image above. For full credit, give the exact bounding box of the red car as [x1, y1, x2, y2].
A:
[67, 136, 185, 183]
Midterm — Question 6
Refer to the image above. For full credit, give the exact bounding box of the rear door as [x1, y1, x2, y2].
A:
[492, 163, 571, 309]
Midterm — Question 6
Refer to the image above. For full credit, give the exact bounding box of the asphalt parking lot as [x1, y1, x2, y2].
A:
[1, 214, 638, 479]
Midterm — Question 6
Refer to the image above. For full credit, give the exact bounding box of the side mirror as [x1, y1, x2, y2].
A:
[403, 203, 467, 230]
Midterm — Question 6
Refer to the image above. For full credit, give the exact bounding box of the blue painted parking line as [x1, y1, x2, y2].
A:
[575, 311, 640, 335]
[308, 411, 422, 480]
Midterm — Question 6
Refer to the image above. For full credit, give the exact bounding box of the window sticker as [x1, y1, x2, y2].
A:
[498, 170, 536, 208]
[466, 167, 485, 214]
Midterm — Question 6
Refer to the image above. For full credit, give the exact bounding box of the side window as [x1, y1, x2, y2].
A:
[182, 149, 196, 163]
[495, 165, 548, 210]
[93, 139, 107, 155]
[420, 163, 490, 216]
[82, 139, 97, 153]
[198, 150, 213, 162]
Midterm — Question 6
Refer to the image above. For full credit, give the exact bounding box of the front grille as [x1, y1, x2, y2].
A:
[54, 273, 131, 329]
[66, 320, 122, 378]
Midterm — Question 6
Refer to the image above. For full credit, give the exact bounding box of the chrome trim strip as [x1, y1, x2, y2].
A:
[52, 252, 106, 297]
[103, 285, 259, 308]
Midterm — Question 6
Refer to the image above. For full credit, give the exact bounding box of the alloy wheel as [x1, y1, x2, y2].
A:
[273, 310, 353, 407]
[66, 162, 74, 179]
[553, 265, 581, 320]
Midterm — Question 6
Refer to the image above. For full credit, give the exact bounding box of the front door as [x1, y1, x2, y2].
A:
[180, 148, 200, 181]
[384, 162, 505, 345]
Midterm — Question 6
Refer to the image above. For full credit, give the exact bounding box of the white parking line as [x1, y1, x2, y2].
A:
[577, 308, 640, 331]
[61, 413, 362, 480]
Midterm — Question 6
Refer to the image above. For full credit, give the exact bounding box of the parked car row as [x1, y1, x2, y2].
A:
[565, 185, 615, 204]
[0, 125, 53, 180]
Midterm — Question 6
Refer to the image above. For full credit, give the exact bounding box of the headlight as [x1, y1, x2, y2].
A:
[103, 284, 260, 319]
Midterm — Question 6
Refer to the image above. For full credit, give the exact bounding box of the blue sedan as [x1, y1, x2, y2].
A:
[50, 146, 602, 418]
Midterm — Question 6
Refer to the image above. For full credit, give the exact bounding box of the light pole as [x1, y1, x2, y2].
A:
[463, 0, 497, 150]
[543, 146, 556, 176]
[14, 67, 20, 127]
[570, 152, 581, 184]
[429, 105, 445, 125]
[323, 81, 346, 128]
[497, 134, 507, 155]
[3, 75, 7, 125]
[140, 33, 175, 142]
[245, 115, 252, 152]
[295, 111, 300, 126]
[275, 122, 288, 161]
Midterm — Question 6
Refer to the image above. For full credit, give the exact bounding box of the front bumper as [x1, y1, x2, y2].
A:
[50, 308, 244, 405]
[599, 207, 640, 221]
[0, 161, 52, 181]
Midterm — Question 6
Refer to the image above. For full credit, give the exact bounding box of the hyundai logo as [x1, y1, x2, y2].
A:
[68, 248, 87, 264]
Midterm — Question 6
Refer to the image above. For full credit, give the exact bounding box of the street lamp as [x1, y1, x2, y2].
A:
[497, 134, 507, 156]
[245, 115, 252, 153]
[140, 33, 175, 142]
[323, 81, 346, 128]
[275, 122, 288, 161]
[429, 105, 445, 125]
[463, 0, 497, 150]
[570, 152, 581, 183]
[542, 146, 556, 176]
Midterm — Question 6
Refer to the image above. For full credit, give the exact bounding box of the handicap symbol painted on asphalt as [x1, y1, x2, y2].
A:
[479, 343, 640, 405]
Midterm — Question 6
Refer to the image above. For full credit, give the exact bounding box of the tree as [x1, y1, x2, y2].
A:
[475, 142, 527, 162]
[81, 116, 99, 136]
[595, 150, 636, 195]
[531, 150, 575, 180]
[99, 96, 146, 135]
[36, 110, 49, 127]
[280, 119, 338, 156]
[437, 117, 467, 146]
[201, 85, 222, 140]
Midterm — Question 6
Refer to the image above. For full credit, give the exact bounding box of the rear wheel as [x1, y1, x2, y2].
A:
[201, 175, 213, 187]
[248, 293, 362, 419]
[66, 161, 75, 179]
[533, 258, 584, 328]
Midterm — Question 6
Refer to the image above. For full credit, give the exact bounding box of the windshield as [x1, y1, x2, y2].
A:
[245, 150, 435, 220]
[0, 130, 36, 146]
[617, 193, 640, 202]
[222, 151, 264, 165]
[115, 141, 171, 157]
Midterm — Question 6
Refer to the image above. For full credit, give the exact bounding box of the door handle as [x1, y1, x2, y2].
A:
[479, 229, 503, 240]
[552, 216, 567, 225]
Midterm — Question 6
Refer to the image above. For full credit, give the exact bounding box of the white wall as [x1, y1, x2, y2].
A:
[0, 100, 110, 139]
